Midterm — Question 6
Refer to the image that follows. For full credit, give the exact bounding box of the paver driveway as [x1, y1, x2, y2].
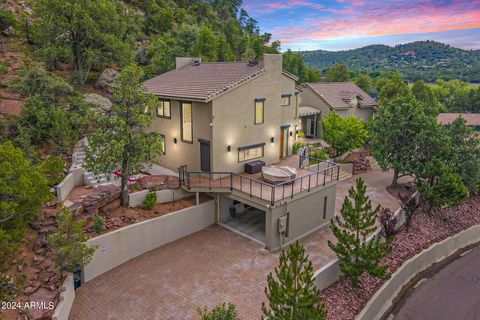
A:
[69, 163, 399, 320]
[69, 225, 336, 320]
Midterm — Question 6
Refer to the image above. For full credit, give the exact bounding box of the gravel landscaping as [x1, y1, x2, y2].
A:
[321, 195, 480, 320]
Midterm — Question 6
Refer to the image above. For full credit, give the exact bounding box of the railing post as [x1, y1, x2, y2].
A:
[249, 179, 252, 198]
[209, 172, 212, 190]
[337, 166, 340, 181]
[187, 172, 191, 190]
[291, 180, 294, 198]
[308, 174, 311, 192]
[271, 186, 275, 205]
[230, 173, 233, 191]
[260, 183, 263, 199]
[323, 169, 326, 186]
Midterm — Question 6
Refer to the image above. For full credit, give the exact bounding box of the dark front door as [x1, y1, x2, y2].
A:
[199, 139, 211, 172]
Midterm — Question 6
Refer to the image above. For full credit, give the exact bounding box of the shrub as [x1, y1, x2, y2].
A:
[292, 141, 304, 155]
[378, 208, 398, 241]
[297, 131, 305, 138]
[0, 8, 16, 31]
[310, 148, 329, 164]
[48, 204, 97, 277]
[0, 59, 7, 74]
[197, 303, 238, 320]
[35, 155, 65, 185]
[91, 215, 105, 233]
[143, 191, 157, 209]
[400, 194, 417, 230]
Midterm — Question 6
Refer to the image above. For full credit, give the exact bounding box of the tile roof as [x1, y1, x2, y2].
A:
[305, 82, 377, 109]
[437, 113, 480, 126]
[144, 61, 279, 102]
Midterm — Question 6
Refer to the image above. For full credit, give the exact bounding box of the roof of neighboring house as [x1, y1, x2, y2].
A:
[143, 61, 298, 102]
[304, 82, 377, 109]
[437, 113, 480, 126]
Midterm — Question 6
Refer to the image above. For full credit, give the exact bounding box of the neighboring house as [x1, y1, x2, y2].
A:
[143, 54, 339, 251]
[299, 82, 377, 138]
[437, 113, 480, 132]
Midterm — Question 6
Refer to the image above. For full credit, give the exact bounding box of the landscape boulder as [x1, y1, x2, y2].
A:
[84, 93, 113, 113]
[100, 198, 121, 216]
[95, 68, 117, 94]
[83, 184, 121, 214]
[137, 175, 179, 190]
[2, 26, 14, 36]
[32, 233, 47, 251]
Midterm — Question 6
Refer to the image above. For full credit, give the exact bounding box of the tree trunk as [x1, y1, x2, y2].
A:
[120, 154, 129, 207]
[392, 170, 399, 186]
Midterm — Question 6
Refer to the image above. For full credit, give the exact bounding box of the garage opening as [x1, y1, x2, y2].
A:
[219, 196, 266, 243]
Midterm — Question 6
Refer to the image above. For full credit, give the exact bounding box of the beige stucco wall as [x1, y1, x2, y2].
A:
[149, 100, 212, 172]
[211, 54, 299, 173]
[52, 273, 75, 320]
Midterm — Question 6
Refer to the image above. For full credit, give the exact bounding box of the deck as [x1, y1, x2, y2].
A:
[179, 155, 340, 205]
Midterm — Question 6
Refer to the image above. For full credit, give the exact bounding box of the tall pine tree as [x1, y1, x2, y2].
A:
[328, 178, 387, 287]
[262, 241, 326, 320]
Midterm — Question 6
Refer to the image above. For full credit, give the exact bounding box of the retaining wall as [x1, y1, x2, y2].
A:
[52, 274, 75, 320]
[357, 224, 480, 320]
[56, 168, 84, 201]
[313, 191, 419, 290]
[82, 200, 215, 282]
[128, 188, 192, 207]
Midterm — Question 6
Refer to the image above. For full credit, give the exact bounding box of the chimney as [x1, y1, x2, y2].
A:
[175, 57, 201, 70]
[263, 53, 282, 76]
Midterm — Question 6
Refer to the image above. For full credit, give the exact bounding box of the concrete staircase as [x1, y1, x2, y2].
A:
[72, 138, 112, 187]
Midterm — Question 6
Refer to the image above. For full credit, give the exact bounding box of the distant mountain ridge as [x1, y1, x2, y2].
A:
[298, 41, 480, 83]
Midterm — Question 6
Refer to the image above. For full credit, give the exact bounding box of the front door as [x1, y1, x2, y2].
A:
[199, 139, 211, 172]
[279, 126, 289, 159]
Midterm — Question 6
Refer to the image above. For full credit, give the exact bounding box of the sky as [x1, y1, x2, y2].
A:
[243, 0, 480, 51]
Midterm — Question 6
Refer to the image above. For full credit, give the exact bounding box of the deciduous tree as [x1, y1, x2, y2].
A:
[326, 63, 350, 82]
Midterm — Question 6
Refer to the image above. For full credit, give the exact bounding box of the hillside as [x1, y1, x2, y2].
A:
[299, 41, 480, 83]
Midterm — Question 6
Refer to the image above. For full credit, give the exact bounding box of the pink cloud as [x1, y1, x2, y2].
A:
[260, 0, 324, 10]
[272, 2, 480, 44]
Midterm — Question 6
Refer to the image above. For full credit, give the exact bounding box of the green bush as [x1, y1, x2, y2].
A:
[310, 148, 329, 164]
[297, 131, 305, 138]
[0, 8, 16, 31]
[91, 215, 105, 233]
[197, 303, 238, 320]
[0, 59, 7, 74]
[292, 141, 304, 155]
[35, 155, 65, 185]
[143, 191, 157, 209]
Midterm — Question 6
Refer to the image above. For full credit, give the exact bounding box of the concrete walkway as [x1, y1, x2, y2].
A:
[392, 246, 480, 320]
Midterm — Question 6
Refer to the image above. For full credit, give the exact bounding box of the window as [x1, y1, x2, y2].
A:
[238, 143, 265, 162]
[255, 99, 265, 124]
[156, 100, 171, 119]
[293, 92, 298, 119]
[181, 102, 193, 143]
[281, 94, 291, 106]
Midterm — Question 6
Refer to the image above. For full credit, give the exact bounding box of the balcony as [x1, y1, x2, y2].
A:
[179, 155, 340, 205]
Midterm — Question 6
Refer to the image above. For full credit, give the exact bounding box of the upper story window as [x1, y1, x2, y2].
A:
[281, 94, 291, 107]
[181, 102, 193, 143]
[156, 100, 171, 119]
[255, 98, 265, 125]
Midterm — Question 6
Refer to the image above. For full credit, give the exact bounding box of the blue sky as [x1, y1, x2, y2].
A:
[243, 0, 480, 51]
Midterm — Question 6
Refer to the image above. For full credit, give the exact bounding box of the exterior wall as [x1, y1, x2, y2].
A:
[265, 183, 336, 250]
[335, 107, 374, 122]
[149, 100, 212, 172]
[82, 200, 215, 282]
[211, 54, 299, 173]
[52, 273, 75, 320]
[56, 167, 84, 201]
[128, 188, 192, 207]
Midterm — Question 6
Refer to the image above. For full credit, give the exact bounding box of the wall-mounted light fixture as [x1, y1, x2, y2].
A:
[296, 129, 299, 134]
[289, 131, 293, 137]
[173, 138, 178, 144]
[227, 145, 231, 152]
[271, 137, 275, 143]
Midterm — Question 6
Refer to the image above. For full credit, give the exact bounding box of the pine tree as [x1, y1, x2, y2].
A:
[328, 178, 387, 287]
[262, 241, 326, 320]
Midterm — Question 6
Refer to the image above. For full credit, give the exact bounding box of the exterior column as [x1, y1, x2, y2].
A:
[195, 192, 200, 206]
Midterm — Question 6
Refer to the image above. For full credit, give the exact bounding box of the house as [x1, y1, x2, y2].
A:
[437, 113, 480, 132]
[143, 54, 339, 251]
[299, 82, 377, 138]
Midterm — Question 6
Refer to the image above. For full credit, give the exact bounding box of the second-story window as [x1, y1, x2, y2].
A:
[255, 98, 265, 125]
[181, 102, 193, 143]
[281, 94, 291, 106]
[156, 100, 171, 119]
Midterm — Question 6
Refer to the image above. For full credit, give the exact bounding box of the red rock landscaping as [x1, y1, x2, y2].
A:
[322, 195, 480, 320]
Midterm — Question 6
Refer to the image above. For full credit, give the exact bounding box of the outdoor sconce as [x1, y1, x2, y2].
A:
[271, 137, 275, 143]
[174, 138, 177, 144]
[227, 145, 231, 152]
[296, 129, 299, 134]
[289, 131, 293, 136]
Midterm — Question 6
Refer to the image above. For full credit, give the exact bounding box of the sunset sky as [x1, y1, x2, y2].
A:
[243, 0, 480, 51]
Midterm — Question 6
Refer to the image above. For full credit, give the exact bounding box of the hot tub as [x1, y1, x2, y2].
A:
[262, 166, 297, 184]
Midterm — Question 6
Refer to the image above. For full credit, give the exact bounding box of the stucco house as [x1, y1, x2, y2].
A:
[299, 82, 377, 138]
[437, 113, 480, 132]
[143, 54, 340, 250]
